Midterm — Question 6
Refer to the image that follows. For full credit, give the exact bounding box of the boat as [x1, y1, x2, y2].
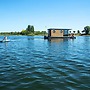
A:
[0, 39, 10, 42]
[0, 36, 10, 42]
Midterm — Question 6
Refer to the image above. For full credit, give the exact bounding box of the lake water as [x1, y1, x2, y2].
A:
[0, 36, 90, 90]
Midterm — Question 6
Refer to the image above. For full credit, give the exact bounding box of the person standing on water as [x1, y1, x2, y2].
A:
[3, 36, 8, 41]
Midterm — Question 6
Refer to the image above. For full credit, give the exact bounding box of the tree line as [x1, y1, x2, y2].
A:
[0, 25, 90, 36]
[82, 26, 90, 35]
[0, 25, 47, 36]
[70, 26, 90, 35]
[21, 25, 34, 35]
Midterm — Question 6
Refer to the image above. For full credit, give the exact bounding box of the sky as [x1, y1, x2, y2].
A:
[0, 0, 90, 32]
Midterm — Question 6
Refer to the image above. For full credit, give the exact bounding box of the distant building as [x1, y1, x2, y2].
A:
[47, 28, 71, 37]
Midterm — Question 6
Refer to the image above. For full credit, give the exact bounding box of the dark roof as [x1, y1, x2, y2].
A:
[48, 28, 71, 30]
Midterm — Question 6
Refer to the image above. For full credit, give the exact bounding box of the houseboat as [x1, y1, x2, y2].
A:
[44, 28, 76, 40]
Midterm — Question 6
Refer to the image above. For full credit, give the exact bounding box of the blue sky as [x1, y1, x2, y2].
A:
[0, 0, 90, 32]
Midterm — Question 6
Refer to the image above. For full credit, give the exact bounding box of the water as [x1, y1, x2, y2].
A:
[0, 36, 90, 90]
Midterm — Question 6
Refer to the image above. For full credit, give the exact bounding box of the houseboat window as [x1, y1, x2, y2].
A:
[53, 30, 56, 33]
[64, 30, 68, 35]
[60, 30, 62, 33]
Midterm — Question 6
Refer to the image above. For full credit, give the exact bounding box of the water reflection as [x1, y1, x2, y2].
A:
[50, 38, 63, 43]
[0, 41, 8, 47]
[27, 36, 34, 40]
[4, 42, 8, 47]
[49, 38, 73, 43]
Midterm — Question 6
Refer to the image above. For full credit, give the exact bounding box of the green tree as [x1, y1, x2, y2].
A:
[83, 26, 90, 35]
[34, 31, 41, 35]
[26, 25, 34, 34]
[26, 25, 31, 32]
[31, 25, 34, 33]
[77, 30, 80, 34]
[41, 31, 47, 35]
[77, 30, 81, 36]
[21, 30, 28, 35]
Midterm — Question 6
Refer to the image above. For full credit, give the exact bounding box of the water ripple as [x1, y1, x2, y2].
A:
[0, 36, 90, 90]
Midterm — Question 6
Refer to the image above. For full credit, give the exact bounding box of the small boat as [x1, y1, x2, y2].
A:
[2, 39, 10, 42]
[0, 39, 10, 42]
[0, 36, 10, 42]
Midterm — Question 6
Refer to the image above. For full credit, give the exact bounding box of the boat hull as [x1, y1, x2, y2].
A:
[0, 40, 10, 42]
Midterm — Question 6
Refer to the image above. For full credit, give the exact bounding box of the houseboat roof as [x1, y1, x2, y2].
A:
[48, 28, 71, 30]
